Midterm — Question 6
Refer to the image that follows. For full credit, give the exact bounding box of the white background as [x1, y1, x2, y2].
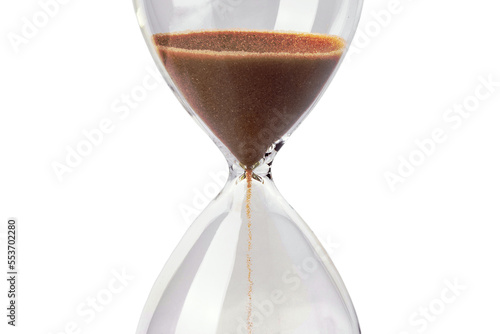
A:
[1, 0, 500, 333]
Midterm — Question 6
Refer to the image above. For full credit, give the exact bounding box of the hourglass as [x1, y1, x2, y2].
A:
[133, 0, 363, 333]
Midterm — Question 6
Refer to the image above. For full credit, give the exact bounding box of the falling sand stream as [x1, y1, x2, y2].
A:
[245, 169, 254, 333]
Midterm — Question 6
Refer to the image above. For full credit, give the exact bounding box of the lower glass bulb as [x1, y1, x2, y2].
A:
[137, 170, 360, 334]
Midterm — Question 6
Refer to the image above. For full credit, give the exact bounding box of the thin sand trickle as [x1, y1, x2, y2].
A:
[245, 169, 254, 333]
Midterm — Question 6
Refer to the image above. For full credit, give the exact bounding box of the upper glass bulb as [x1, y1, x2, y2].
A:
[134, 0, 363, 169]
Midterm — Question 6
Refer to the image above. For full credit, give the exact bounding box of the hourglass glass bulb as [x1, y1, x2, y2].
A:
[134, 0, 362, 168]
[138, 175, 360, 334]
[133, 1, 364, 333]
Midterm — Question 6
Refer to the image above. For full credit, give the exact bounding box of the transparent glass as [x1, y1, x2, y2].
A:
[133, 0, 363, 333]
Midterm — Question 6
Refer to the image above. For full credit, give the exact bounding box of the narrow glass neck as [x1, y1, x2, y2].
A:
[226, 139, 285, 181]
[228, 162, 271, 187]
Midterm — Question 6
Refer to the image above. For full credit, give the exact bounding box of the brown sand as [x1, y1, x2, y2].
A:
[245, 169, 253, 332]
[153, 30, 345, 167]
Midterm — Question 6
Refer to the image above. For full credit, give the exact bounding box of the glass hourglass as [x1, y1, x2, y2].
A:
[133, 0, 363, 333]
